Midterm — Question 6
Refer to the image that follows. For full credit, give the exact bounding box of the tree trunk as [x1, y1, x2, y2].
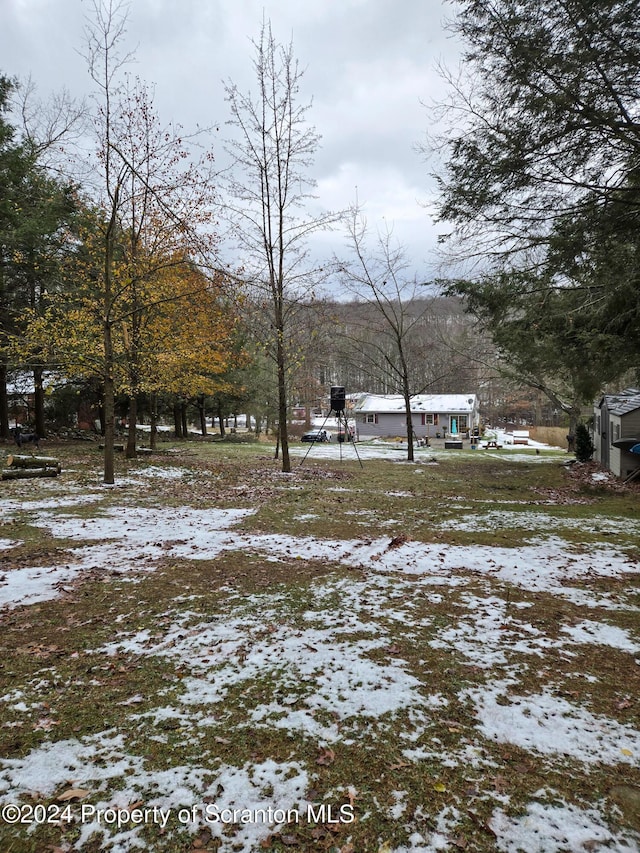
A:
[181, 401, 188, 438]
[173, 402, 182, 438]
[103, 326, 116, 484]
[126, 395, 137, 458]
[150, 393, 157, 450]
[0, 360, 9, 440]
[404, 395, 415, 462]
[198, 395, 207, 436]
[275, 321, 290, 472]
[401, 354, 415, 462]
[33, 365, 46, 438]
[102, 188, 118, 485]
[218, 400, 226, 437]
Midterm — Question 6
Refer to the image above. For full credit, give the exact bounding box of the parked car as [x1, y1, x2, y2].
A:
[301, 429, 331, 443]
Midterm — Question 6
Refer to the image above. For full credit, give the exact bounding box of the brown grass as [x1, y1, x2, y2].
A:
[529, 425, 569, 448]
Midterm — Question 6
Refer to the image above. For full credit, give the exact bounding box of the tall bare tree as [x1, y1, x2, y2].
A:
[223, 22, 336, 472]
[337, 211, 454, 461]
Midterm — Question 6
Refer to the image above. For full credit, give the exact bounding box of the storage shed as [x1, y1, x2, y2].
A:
[593, 389, 640, 479]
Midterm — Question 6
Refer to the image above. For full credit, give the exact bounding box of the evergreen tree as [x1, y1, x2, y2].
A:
[432, 0, 640, 391]
[575, 423, 595, 462]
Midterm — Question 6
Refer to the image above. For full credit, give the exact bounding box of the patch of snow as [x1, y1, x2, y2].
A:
[490, 799, 640, 853]
[429, 595, 553, 669]
[0, 563, 83, 609]
[464, 680, 640, 764]
[561, 619, 640, 653]
[0, 732, 141, 798]
[443, 509, 640, 537]
[102, 610, 429, 743]
[132, 465, 188, 479]
[0, 729, 309, 853]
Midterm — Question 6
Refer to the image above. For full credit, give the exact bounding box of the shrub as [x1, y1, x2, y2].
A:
[575, 423, 594, 462]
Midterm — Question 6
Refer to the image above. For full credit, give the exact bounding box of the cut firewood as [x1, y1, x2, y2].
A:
[2, 467, 60, 480]
[6, 454, 61, 472]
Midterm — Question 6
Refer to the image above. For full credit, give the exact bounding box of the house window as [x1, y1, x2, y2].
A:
[364, 414, 378, 424]
[421, 414, 435, 425]
[458, 416, 468, 430]
[612, 423, 620, 445]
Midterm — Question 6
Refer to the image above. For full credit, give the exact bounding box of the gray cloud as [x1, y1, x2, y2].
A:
[0, 0, 460, 281]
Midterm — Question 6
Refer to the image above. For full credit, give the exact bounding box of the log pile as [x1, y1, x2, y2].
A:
[2, 455, 62, 480]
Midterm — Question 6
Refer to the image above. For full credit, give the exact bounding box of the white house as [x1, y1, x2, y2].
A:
[353, 393, 480, 439]
[593, 389, 640, 480]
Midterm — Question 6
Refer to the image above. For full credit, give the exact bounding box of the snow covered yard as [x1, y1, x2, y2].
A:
[0, 441, 639, 852]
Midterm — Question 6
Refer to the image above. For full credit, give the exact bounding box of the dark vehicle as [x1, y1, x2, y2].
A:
[301, 429, 331, 443]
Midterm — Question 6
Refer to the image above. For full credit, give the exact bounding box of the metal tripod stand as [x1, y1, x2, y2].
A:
[299, 407, 363, 468]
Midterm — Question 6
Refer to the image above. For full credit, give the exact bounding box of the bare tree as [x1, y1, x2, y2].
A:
[337, 211, 450, 461]
[223, 21, 336, 472]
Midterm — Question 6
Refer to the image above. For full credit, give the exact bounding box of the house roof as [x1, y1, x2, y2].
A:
[599, 389, 640, 417]
[353, 393, 477, 414]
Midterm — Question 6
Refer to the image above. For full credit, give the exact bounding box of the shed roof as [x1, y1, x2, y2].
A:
[599, 389, 640, 417]
[353, 393, 477, 414]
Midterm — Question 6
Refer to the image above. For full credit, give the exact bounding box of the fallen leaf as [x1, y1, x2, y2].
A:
[34, 717, 60, 732]
[56, 787, 90, 801]
[433, 782, 447, 793]
[316, 747, 335, 766]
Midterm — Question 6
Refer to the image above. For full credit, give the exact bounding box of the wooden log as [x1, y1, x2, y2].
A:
[2, 467, 60, 480]
[6, 455, 62, 472]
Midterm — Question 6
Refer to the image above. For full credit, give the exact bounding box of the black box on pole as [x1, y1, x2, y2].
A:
[330, 386, 346, 412]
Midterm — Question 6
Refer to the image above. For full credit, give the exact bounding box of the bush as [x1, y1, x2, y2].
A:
[575, 423, 594, 462]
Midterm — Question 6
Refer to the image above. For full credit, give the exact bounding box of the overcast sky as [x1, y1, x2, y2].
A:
[0, 0, 461, 288]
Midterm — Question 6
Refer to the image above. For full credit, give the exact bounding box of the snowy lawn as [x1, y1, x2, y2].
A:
[0, 438, 639, 853]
